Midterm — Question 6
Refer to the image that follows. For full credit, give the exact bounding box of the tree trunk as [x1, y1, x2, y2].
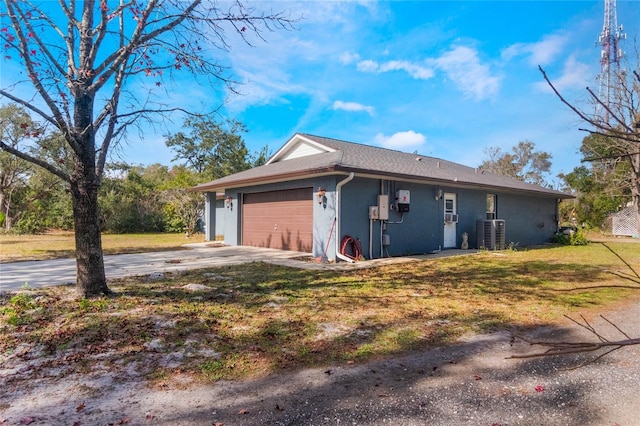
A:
[633, 153, 640, 236]
[70, 86, 110, 298]
[0, 192, 10, 231]
[70, 176, 110, 298]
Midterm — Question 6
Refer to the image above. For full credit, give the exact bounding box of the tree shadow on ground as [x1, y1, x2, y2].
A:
[6, 315, 639, 426]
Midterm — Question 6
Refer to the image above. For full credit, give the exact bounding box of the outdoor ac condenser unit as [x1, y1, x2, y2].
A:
[476, 219, 506, 250]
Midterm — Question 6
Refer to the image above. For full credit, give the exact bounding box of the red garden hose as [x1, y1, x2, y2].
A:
[340, 235, 362, 261]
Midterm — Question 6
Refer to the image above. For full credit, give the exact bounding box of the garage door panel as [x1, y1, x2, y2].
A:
[242, 188, 313, 252]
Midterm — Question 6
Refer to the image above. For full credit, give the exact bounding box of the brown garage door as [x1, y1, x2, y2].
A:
[242, 188, 313, 252]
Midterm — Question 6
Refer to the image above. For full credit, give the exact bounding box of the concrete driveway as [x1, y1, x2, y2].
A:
[0, 243, 478, 292]
[0, 244, 311, 291]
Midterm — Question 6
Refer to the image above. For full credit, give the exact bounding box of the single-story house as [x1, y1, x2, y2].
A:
[192, 133, 574, 261]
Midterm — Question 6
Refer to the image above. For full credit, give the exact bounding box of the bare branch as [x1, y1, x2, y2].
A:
[3, 1, 72, 141]
[509, 314, 640, 367]
[600, 242, 640, 279]
[0, 90, 56, 127]
[585, 86, 631, 132]
[0, 139, 70, 183]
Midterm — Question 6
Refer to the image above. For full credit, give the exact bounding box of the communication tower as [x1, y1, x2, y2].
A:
[596, 0, 626, 122]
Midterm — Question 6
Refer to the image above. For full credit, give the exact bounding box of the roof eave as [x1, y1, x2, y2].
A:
[331, 165, 574, 199]
[190, 165, 341, 192]
[190, 164, 573, 200]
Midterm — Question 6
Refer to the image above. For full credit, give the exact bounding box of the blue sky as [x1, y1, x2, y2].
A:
[202, 0, 638, 181]
[3, 1, 639, 182]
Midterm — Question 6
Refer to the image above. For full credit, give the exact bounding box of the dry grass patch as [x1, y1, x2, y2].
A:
[0, 230, 204, 262]
[1, 242, 639, 386]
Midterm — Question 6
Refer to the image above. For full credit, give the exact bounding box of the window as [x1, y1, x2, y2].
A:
[486, 194, 496, 220]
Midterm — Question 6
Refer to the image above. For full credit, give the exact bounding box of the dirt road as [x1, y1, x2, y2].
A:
[2, 298, 639, 426]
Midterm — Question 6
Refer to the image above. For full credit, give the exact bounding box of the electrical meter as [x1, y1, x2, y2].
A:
[396, 190, 410, 212]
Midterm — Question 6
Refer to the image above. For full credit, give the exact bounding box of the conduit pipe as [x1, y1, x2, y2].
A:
[335, 172, 355, 263]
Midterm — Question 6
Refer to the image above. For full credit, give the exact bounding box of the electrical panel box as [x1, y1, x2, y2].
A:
[382, 233, 391, 246]
[369, 206, 379, 220]
[378, 195, 389, 220]
[396, 190, 410, 212]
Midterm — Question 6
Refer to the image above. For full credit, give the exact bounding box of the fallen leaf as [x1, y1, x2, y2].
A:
[145, 412, 154, 420]
[76, 402, 86, 412]
[474, 375, 482, 380]
[324, 369, 332, 375]
[212, 422, 224, 426]
[275, 404, 284, 411]
[378, 393, 389, 398]
[19, 418, 34, 425]
[535, 385, 545, 393]
[238, 409, 249, 415]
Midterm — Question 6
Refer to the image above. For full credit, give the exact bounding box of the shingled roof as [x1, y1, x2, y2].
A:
[191, 133, 572, 199]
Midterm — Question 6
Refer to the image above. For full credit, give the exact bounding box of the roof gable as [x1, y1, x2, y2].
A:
[266, 134, 336, 164]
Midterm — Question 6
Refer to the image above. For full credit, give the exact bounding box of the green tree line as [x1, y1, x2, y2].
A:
[0, 105, 266, 234]
[2, 103, 635, 236]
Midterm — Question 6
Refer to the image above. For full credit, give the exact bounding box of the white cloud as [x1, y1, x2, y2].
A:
[357, 59, 380, 73]
[332, 100, 375, 116]
[356, 59, 434, 80]
[339, 51, 361, 65]
[379, 60, 435, 80]
[431, 46, 501, 100]
[533, 55, 590, 92]
[501, 33, 568, 66]
[373, 130, 427, 149]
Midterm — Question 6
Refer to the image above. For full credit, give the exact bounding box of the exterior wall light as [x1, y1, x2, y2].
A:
[225, 196, 233, 210]
[317, 188, 326, 204]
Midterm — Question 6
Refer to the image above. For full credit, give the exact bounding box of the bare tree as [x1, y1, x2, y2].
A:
[480, 140, 553, 187]
[539, 65, 640, 236]
[0, 1, 294, 297]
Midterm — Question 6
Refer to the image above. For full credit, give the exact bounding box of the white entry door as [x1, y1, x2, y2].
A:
[443, 193, 457, 248]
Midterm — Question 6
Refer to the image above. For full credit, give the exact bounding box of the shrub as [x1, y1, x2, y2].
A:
[552, 230, 588, 246]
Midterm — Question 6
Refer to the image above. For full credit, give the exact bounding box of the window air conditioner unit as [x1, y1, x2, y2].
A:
[476, 219, 505, 250]
[444, 213, 459, 223]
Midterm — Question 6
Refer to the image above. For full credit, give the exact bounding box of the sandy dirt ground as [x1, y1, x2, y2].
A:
[2, 297, 639, 426]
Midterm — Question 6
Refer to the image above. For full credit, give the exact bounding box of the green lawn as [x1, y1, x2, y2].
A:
[1, 242, 638, 383]
[0, 230, 205, 262]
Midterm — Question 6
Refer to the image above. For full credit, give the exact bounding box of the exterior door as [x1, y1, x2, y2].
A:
[443, 193, 457, 248]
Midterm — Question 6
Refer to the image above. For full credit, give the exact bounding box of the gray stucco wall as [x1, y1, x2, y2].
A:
[215, 199, 225, 240]
[206, 174, 560, 260]
[340, 178, 443, 257]
[497, 193, 558, 247]
[204, 192, 215, 241]
[339, 178, 560, 256]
